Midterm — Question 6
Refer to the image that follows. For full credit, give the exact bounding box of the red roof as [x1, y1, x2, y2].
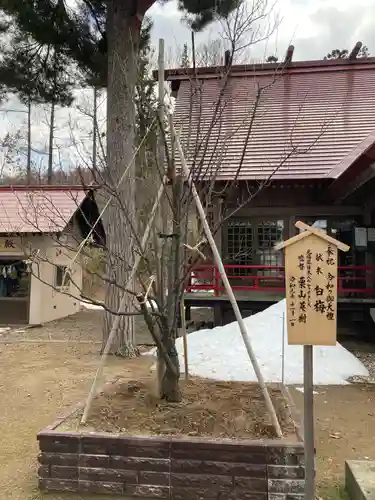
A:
[170, 58, 375, 180]
[0, 186, 87, 233]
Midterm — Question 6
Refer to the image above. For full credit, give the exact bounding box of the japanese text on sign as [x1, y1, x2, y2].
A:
[276, 220, 349, 346]
[0, 238, 19, 253]
[288, 243, 337, 328]
[284, 234, 339, 345]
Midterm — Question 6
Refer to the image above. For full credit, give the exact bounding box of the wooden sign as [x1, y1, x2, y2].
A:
[0, 237, 21, 253]
[275, 221, 350, 346]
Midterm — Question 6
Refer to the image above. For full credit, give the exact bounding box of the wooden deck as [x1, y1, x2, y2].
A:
[184, 291, 375, 306]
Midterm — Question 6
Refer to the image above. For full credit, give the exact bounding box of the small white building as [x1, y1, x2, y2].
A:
[0, 185, 104, 325]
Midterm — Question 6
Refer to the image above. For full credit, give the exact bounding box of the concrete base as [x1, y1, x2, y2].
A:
[346, 461, 375, 500]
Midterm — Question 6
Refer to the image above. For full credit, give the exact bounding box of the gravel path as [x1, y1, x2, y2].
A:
[340, 338, 375, 384]
[0, 308, 155, 345]
[0, 316, 152, 500]
[0, 307, 374, 500]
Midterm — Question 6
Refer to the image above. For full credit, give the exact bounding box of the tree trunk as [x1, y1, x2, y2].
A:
[27, 98, 31, 184]
[92, 86, 98, 171]
[102, 0, 140, 356]
[161, 324, 181, 402]
[161, 177, 184, 402]
[47, 100, 55, 185]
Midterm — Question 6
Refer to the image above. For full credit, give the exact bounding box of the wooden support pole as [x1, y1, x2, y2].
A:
[349, 41, 362, 60]
[180, 297, 189, 379]
[281, 312, 285, 386]
[80, 177, 167, 425]
[171, 120, 283, 438]
[304, 345, 315, 500]
[284, 45, 295, 65]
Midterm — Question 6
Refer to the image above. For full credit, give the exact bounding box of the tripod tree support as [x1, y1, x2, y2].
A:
[171, 120, 283, 438]
[80, 177, 167, 425]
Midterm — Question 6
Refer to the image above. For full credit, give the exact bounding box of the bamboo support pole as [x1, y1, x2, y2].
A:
[80, 177, 167, 424]
[180, 297, 189, 379]
[171, 121, 283, 438]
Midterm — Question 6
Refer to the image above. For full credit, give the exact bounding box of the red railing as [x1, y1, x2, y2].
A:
[186, 264, 375, 297]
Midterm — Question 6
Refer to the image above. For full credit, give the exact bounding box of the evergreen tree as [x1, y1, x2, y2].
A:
[180, 43, 190, 68]
[134, 18, 159, 275]
[0, 0, 241, 399]
[324, 46, 370, 60]
[0, 27, 75, 183]
[359, 45, 370, 58]
[324, 49, 349, 60]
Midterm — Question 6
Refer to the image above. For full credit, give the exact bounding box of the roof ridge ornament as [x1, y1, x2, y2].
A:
[274, 221, 350, 252]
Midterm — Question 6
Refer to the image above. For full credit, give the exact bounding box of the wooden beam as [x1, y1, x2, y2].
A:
[284, 45, 294, 65]
[295, 221, 350, 251]
[333, 163, 375, 202]
[224, 50, 231, 67]
[349, 41, 362, 60]
[274, 230, 311, 250]
[230, 205, 363, 217]
[328, 145, 375, 203]
[275, 221, 350, 251]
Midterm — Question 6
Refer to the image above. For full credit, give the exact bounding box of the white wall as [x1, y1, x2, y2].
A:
[20, 233, 82, 325]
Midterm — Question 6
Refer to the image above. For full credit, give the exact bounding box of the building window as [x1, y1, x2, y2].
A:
[256, 220, 284, 277]
[226, 219, 253, 276]
[55, 265, 70, 288]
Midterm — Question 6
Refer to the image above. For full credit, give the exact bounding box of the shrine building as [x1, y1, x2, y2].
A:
[0, 185, 104, 325]
[162, 43, 375, 328]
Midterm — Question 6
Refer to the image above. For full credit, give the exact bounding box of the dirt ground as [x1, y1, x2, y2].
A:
[0, 307, 374, 500]
[0, 309, 155, 345]
[67, 378, 294, 439]
[0, 313, 154, 500]
[291, 383, 375, 499]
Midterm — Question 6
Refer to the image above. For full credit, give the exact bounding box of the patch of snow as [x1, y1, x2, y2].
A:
[80, 302, 104, 310]
[80, 299, 205, 312]
[0, 327, 10, 336]
[295, 387, 320, 394]
[148, 299, 369, 385]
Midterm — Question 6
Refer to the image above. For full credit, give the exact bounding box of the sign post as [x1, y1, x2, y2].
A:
[275, 220, 350, 500]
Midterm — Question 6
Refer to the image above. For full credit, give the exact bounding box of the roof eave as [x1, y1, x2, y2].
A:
[153, 57, 375, 81]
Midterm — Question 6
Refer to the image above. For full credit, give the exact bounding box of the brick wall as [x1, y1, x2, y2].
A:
[38, 431, 305, 499]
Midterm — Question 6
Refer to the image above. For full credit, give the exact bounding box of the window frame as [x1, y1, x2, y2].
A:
[55, 265, 70, 290]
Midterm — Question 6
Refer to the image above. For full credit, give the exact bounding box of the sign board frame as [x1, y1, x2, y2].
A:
[275, 221, 349, 346]
[0, 237, 23, 255]
[275, 220, 350, 500]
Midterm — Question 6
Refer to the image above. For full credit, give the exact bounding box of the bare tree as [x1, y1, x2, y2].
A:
[324, 44, 370, 60]
[0, 130, 24, 181]
[220, 0, 279, 63]
[175, 0, 279, 69]
[15, 0, 339, 427]
[27, 98, 31, 183]
[195, 38, 225, 66]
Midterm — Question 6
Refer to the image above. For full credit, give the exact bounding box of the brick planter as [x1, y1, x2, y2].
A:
[37, 430, 304, 499]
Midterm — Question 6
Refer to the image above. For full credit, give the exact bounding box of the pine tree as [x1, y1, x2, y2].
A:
[324, 46, 370, 60]
[180, 43, 190, 68]
[0, 0, 241, 397]
[266, 55, 278, 63]
[134, 18, 158, 276]
[0, 26, 75, 183]
[324, 49, 349, 60]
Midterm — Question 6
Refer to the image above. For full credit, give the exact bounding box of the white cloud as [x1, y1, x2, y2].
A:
[0, 88, 106, 176]
[149, 0, 375, 61]
[1, 0, 374, 176]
